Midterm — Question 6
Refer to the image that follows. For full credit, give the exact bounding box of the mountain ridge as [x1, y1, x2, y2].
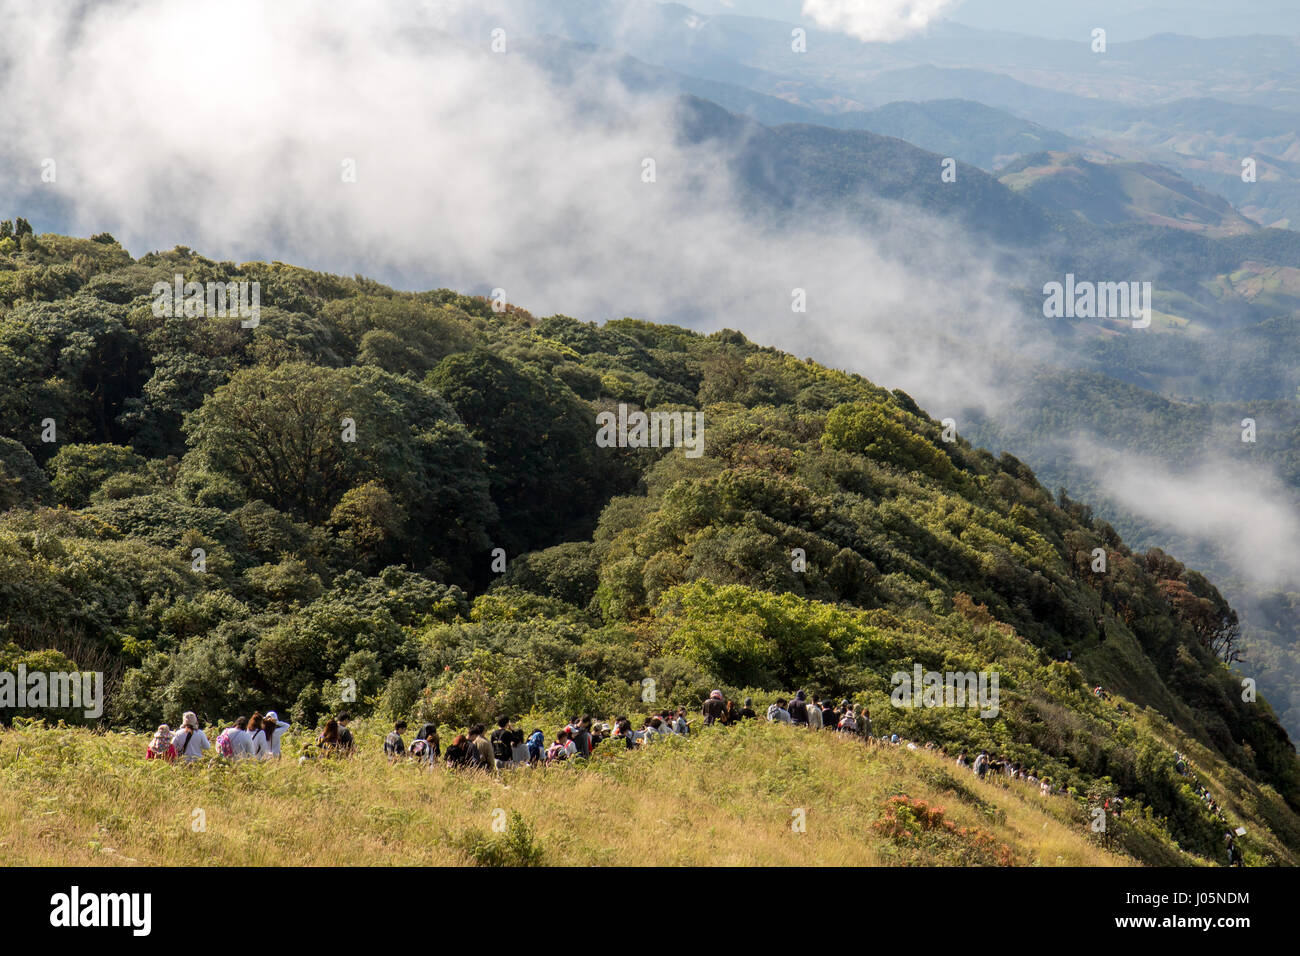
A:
[0, 230, 1297, 865]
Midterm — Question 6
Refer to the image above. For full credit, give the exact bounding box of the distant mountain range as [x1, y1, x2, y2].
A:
[490, 0, 1300, 224]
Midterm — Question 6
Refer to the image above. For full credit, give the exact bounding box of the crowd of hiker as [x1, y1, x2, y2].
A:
[146, 709, 310, 762]
[760, 690, 872, 735]
[958, 749, 1067, 798]
[143, 688, 880, 770]
[144, 688, 1245, 864]
[356, 690, 875, 770]
[1172, 749, 1235, 856]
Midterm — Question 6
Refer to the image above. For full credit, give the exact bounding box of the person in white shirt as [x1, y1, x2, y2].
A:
[807, 698, 824, 730]
[767, 700, 792, 723]
[225, 716, 254, 759]
[265, 710, 292, 757]
[171, 711, 210, 762]
[247, 713, 271, 758]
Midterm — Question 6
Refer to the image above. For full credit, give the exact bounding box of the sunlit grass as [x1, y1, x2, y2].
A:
[0, 719, 1151, 867]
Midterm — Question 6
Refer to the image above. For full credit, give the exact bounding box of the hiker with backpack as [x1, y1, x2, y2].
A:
[637, 716, 659, 744]
[418, 723, 441, 755]
[767, 699, 792, 723]
[172, 712, 210, 762]
[490, 717, 521, 769]
[498, 717, 524, 766]
[410, 723, 440, 764]
[216, 717, 254, 760]
[702, 690, 727, 725]
[973, 751, 989, 779]
[822, 700, 839, 730]
[247, 713, 271, 758]
[384, 721, 407, 760]
[147, 724, 177, 762]
[612, 719, 635, 750]
[654, 710, 673, 734]
[569, 718, 594, 758]
[837, 708, 858, 733]
[739, 697, 757, 720]
[260, 714, 281, 758]
[546, 729, 572, 763]
[1226, 833, 1244, 867]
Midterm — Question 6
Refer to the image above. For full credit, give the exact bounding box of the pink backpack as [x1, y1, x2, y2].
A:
[215, 729, 236, 759]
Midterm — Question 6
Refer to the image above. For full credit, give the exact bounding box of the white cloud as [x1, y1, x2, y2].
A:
[1068, 436, 1300, 591]
[800, 0, 964, 42]
[0, 0, 1025, 423]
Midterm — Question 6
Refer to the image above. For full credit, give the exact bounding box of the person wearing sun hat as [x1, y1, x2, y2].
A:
[172, 711, 210, 762]
[148, 724, 176, 761]
[264, 710, 292, 758]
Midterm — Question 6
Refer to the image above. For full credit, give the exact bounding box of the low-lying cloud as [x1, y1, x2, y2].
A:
[1068, 435, 1300, 592]
[801, 0, 965, 42]
[0, 0, 1028, 421]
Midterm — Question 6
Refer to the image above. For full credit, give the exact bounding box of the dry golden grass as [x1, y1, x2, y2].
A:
[0, 720, 1136, 866]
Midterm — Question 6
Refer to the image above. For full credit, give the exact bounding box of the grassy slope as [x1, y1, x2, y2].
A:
[0, 720, 1149, 867]
[998, 153, 1256, 237]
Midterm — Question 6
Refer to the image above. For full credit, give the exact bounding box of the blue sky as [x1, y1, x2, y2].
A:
[677, 0, 1300, 40]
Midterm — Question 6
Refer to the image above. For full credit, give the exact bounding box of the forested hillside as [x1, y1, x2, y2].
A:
[1, 229, 1299, 863]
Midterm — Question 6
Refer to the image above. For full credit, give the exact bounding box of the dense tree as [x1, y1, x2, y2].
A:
[428, 349, 629, 555]
[47, 443, 146, 506]
[183, 362, 494, 566]
[0, 437, 50, 508]
[0, 295, 147, 451]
